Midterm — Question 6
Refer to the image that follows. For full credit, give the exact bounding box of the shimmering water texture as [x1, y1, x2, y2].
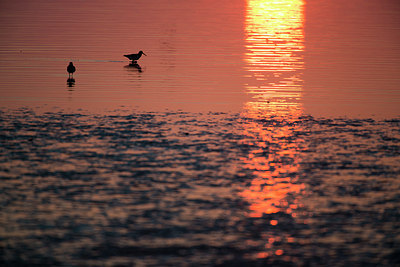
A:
[1, 109, 399, 266]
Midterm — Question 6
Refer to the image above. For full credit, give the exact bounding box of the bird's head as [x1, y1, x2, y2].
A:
[69, 62, 73, 65]
[139, 51, 147, 56]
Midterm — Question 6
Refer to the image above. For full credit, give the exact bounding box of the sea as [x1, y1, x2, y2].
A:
[0, 0, 399, 266]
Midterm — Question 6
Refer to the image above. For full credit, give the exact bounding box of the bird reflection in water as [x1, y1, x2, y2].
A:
[124, 62, 143, 72]
[66, 77, 75, 88]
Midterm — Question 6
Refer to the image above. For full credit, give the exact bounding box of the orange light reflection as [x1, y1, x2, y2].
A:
[243, 0, 305, 114]
[240, 0, 306, 258]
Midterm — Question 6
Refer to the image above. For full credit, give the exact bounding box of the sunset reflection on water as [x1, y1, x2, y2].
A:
[243, 0, 304, 111]
[241, 0, 306, 258]
[1, 0, 400, 265]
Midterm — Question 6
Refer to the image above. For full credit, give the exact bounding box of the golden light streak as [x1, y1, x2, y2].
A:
[243, 0, 305, 114]
[240, 0, 306, 258]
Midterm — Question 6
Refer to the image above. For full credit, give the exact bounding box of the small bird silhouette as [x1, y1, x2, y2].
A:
[67, 62, 76, 78]
[124, 51, 147, 63]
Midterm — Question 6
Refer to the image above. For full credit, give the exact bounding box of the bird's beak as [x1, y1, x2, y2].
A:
[143, 53, 147, 56]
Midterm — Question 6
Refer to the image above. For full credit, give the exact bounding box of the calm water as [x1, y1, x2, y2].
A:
[1, 0, 400, 266]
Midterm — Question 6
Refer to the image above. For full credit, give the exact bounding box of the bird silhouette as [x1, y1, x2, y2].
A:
[67, 62, 76, 78]
[124, 51, 147, 63]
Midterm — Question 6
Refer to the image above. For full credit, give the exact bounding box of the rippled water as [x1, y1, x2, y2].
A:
[1, 0, 400, 266]
[1, 109, 399, 266]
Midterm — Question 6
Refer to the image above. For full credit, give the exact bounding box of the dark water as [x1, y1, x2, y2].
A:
[1, 109, 399, 266]
[1, 0, 400, 266]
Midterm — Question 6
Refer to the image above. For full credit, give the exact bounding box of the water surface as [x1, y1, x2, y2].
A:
[0, 0, 399, 116]
[0, 0, 246, 113]
[1, 0, 400, 266]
